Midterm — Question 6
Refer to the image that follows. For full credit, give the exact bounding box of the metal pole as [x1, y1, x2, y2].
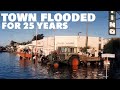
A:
[106, 57, 108, 79]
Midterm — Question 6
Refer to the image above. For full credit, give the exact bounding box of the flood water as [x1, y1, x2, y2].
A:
[0, 52, 108, 79]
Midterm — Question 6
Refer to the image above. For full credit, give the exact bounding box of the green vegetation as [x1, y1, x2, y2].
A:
[103, 38, 120, 53]
[80, 46, 90, 53]
[104, 38, 120, 79]
[32, 34, 44, 41]
[10, 40, 31, 46]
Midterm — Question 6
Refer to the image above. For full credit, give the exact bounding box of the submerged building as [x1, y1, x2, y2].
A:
[17, 36, 109, 57]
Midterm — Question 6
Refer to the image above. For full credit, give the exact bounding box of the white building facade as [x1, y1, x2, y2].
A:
[17, 36, 109, 57]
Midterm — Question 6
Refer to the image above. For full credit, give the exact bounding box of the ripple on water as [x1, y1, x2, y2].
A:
[0, 52, 107, 79]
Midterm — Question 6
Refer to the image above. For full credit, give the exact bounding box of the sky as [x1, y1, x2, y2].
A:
[0, 11, 120, 46]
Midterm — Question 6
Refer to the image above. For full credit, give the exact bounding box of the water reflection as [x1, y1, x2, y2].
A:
[16, 58, 108, 79]
[47, 65, 106, 79]
[0, 53, 107, 79]
[19, 59, 32, 68]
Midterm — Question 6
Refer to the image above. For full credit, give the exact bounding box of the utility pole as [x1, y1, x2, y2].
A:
[85, 13, 88, 53]
[78, 32, 82, 38]
[53, 29, 56, 51]
[35, 27, 38, 60]
[78, 32, 82, 52]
